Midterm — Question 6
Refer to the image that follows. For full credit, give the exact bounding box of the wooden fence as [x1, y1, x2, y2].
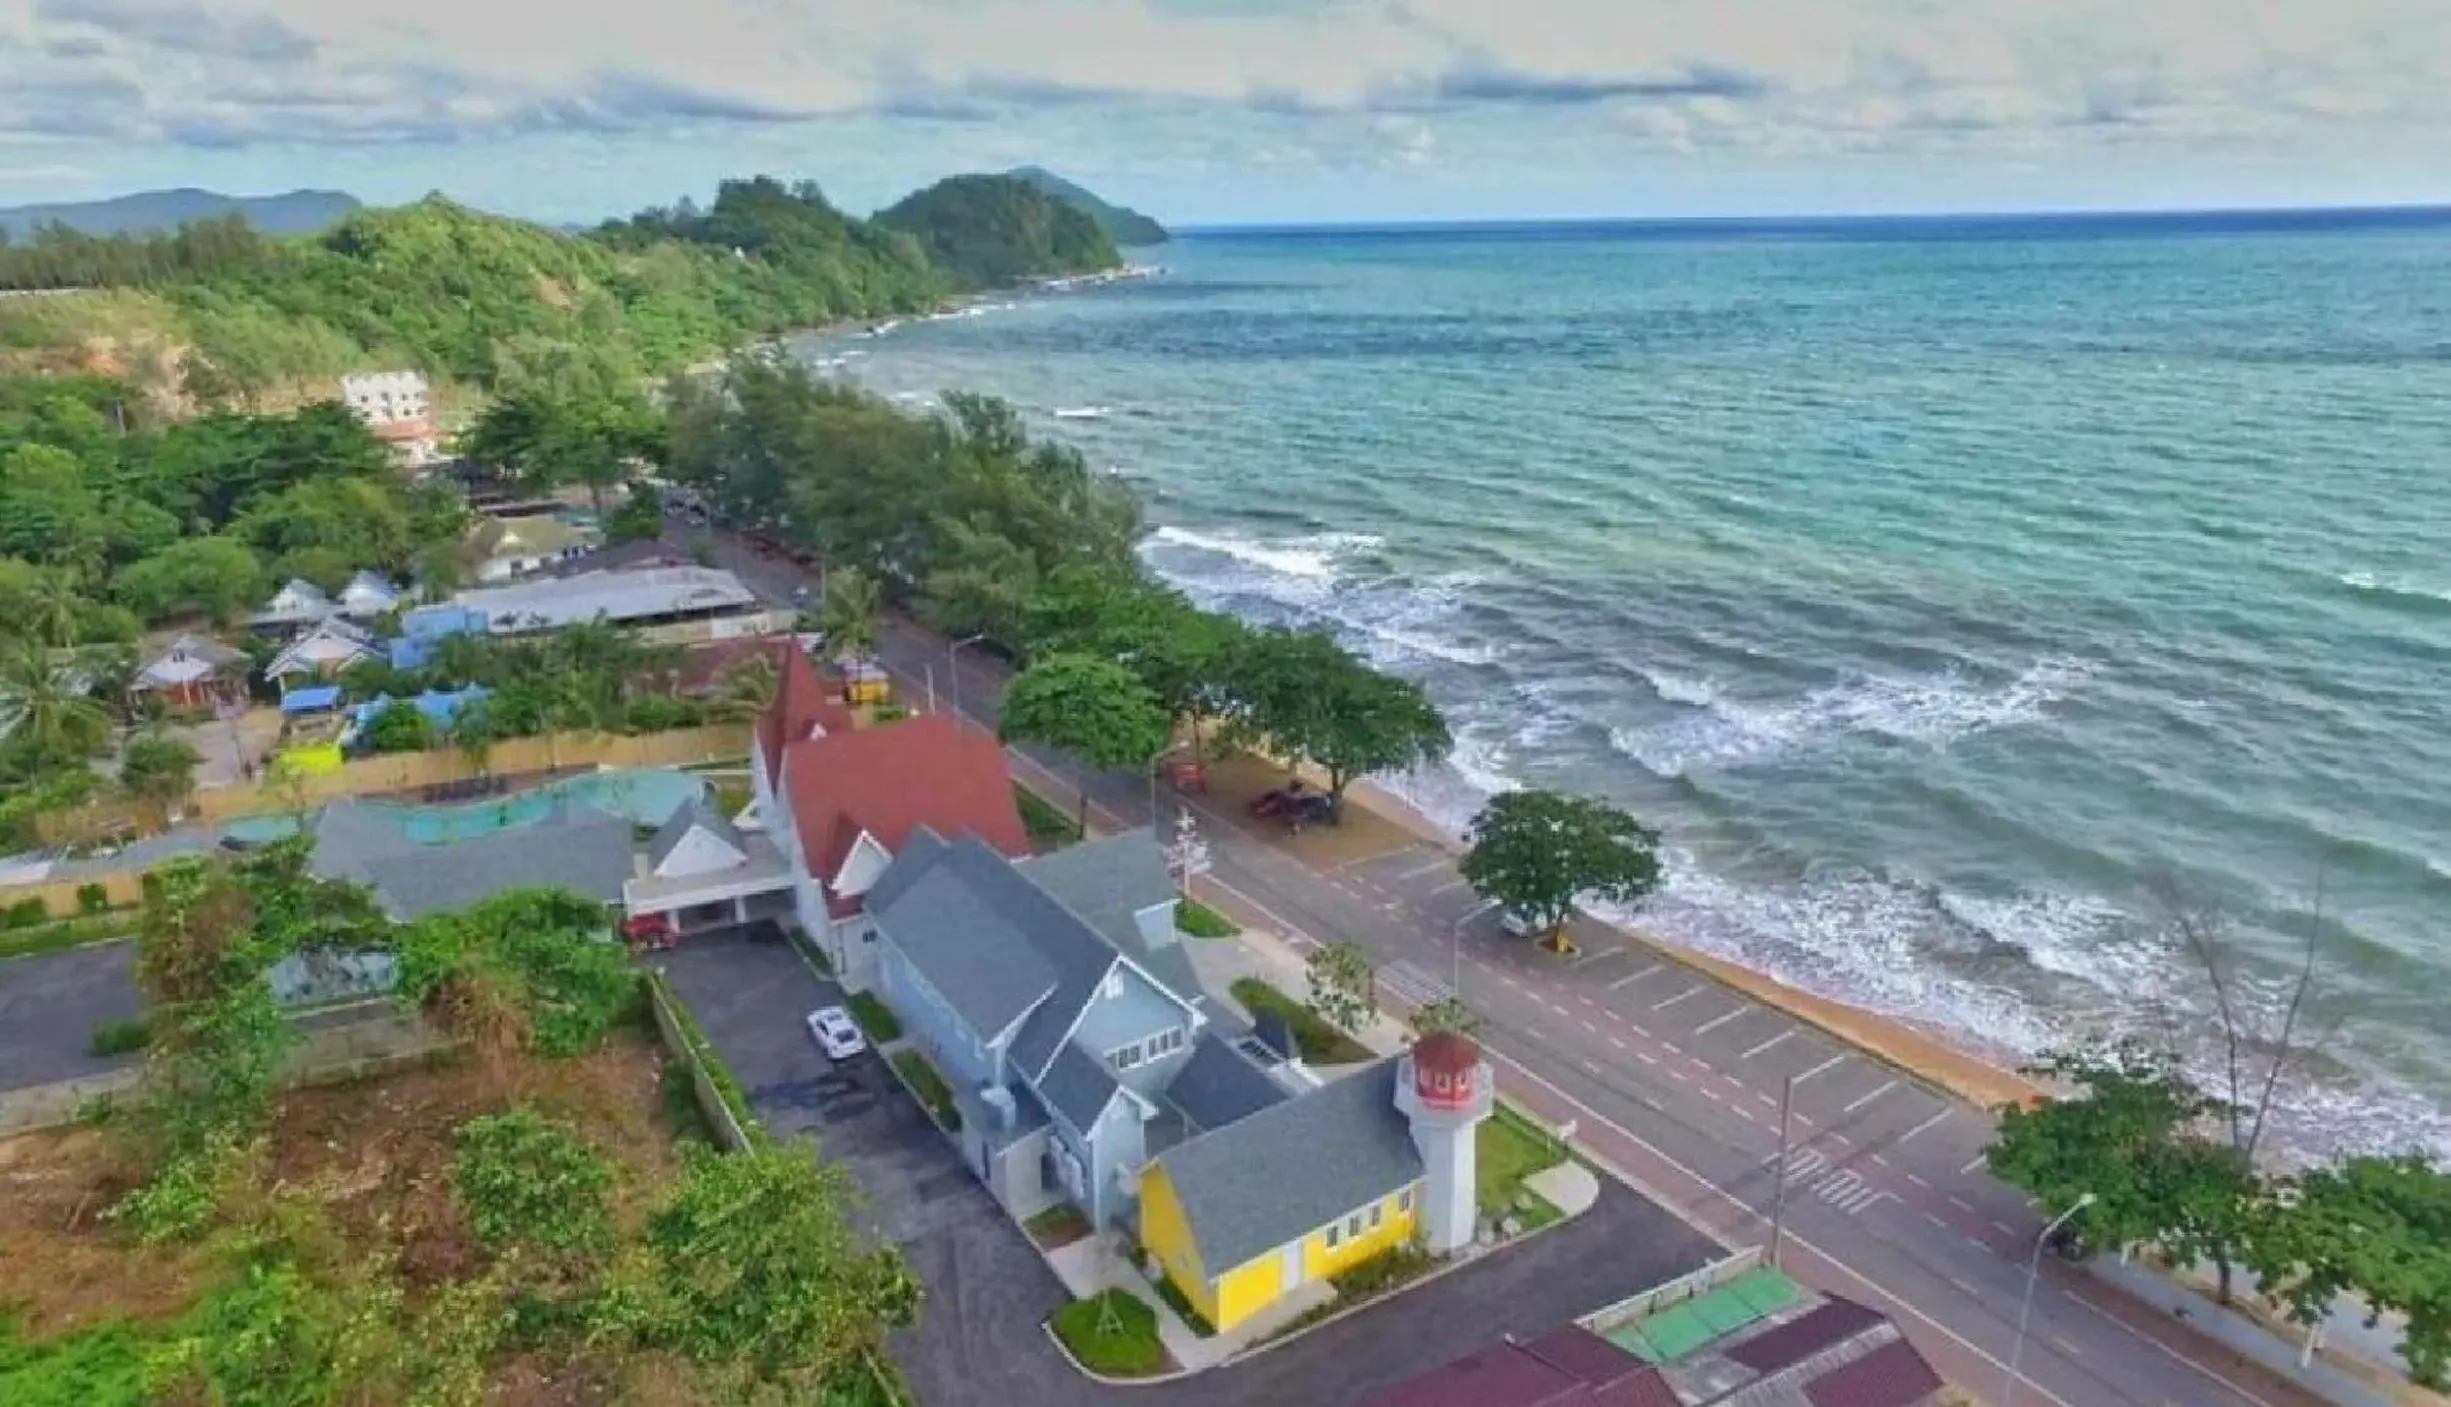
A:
[38, 723, 753, 844]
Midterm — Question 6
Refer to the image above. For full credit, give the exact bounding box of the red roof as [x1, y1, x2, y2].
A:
[1803, 1339, 1944, 1407]
[780, 711, 1028, 907]
[1359, 1328, 1672, 1407]
[758, 643, 856, 778]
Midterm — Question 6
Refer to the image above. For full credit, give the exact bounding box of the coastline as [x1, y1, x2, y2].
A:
[1327, 766, 2047, 1113]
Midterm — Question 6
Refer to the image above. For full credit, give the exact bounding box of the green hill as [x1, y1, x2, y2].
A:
[1005, 167, 1168, 246]
[877, 174, 1122, 289]
[0, 187, 359, 240]
[0, 173, 1123, 405]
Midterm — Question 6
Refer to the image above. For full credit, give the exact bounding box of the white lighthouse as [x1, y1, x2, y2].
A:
[1394, 1031, 1494, 1255]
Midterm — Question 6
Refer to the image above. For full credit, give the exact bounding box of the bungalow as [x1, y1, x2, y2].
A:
[250, 578, 334, 633]
[858, 825, 1492, 1334]
[336, 570, 401, 620]
[747, 644, 1028, 985]
[131, 633, 248, 711]
[264, 617, 379, 692]
[464, 514, 599, 583]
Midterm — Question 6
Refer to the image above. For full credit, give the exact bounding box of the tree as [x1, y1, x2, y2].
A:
[1986, 1041, 2232, 1261]
[1412, 995, 1483, 1038]
[360, 698, 436, 754]
[120, 730, 204, 817]
[601, 1140, 920, 1394]
[815, 564, 882, 662]
[450, 700, 498, 775]
[1305, 940, 1378, 1036]
[998, 652, 1170, 834]
[1224, 626, 1450, 812]
[0, 636, 111, 763]
[1460, 789, 1663, 951]
[1022, 566, 1246, 758]
[127, 855, 299, 1160]
[2244, 1154, 2451, 1387]
[113, 535, 264, 624]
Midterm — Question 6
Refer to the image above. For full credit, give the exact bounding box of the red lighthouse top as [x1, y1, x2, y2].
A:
[1411, 1031, 1481, 1110]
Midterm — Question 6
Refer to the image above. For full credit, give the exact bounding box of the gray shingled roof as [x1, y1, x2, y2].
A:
[647, 798, 745, 872]
[1039, 1041, 1124, 1133]
[1015, 829, 1200, 998]
[310, 799, 632, 919]
[867, 835, 1065, 1038]
[1162, 1033, 1291, 1133]
[1153, 1060, 1424, 1274]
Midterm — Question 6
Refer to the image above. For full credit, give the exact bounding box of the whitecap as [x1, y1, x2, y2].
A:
[1143, 525, 1369, 582]
[1642, 668, 1720, 708]
[1053, 405, 1114, 420]
[2337, 571, 2451, 608]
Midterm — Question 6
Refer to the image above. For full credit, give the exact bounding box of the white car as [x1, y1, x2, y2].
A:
[805, 1006, 866, 1061]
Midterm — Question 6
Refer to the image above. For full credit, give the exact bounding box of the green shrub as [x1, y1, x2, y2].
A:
[1148, 1271, 1216, 1338]
[1049, 1290, 1167, 1376]
[1175, 896, 1237, 938]
[846, 991, 901, 1044]
[76, 883, 110, 916]
[106, 1131, 257, 1245]
[1327, 1240, 1435, 1298]
[1013, 784, 1080, 846]
[452, 1106, 616, 1254]
[0, 1315, 150, 1406]
[870, 701, 910, 724]
[89, 1017, 151, 1056]
[3, 897, 48, 930]
[1228, 978, 1374, 1064]
[890, 1050, 960, 1131]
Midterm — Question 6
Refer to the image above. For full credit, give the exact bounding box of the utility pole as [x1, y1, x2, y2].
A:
[1768, 1076, 1795, 1270]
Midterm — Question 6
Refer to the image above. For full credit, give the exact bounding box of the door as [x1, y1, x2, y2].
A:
[1280, 1240, 1304, 1293]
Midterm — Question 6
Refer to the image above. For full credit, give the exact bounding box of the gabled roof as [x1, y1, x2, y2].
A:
[780, 711, 1026, 892]
[309, 798, 632, 920]
[866, 831, 1064, 1037]
[1358, 1326, 1676, 1407]
[1152, 1060, 1424, 1275]
[265, 617, 378, 677]
[648, 798, 747, 874]
[1039, 1041, 1124, 1134]
[1016, 829, 1198, 1001]
[1161, 1032, 1291, 1133]
[136, 633, 246, 688]
[756, 643, 854, 777]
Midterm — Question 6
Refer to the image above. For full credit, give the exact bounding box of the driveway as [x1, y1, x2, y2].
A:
[0, 940, 142, 1091]
[655, 925, 1722, 1407]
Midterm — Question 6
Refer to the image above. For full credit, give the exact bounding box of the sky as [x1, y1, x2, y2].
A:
[0, 0, 2446, 226]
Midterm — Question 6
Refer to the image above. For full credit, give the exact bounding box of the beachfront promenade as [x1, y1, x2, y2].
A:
[704, 529, 2327, 1407]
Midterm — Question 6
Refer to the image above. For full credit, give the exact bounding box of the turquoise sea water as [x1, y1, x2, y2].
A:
[801, 212, 2451, 1158]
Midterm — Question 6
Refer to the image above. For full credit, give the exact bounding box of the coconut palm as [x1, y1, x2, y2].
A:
[0, 637, 112, 762]
[709, 655, 780, 722]
[817, 566, 882, 662]
[25, 569, 85, 651]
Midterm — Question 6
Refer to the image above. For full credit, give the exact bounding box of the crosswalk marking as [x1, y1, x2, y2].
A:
[1771, 1146, 1899, 1216]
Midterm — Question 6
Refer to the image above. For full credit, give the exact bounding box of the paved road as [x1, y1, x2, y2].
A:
[0, 940, 141, 1090]
[658, 924, 1719, 1407]
[699, 527, 2325, 1407]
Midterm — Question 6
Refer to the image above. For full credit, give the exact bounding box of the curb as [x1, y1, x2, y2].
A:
[1039, 1307, 1198, 1388]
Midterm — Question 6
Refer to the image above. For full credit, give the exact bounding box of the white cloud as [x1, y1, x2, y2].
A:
[0, 0, 2443, 216]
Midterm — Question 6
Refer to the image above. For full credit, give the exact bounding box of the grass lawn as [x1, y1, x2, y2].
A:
[1175, 895, 1238, 938]
[891, 1049, 961, 1131]
[1014, 784, 1081, 847]
[1023, 1203, 1093, 1249]
[1228, 978, 1375, 1065]
[1478, 1103, 1568, 1232]
[1050, 1290, 1170, 1377]
[846, 991, 902, 1044]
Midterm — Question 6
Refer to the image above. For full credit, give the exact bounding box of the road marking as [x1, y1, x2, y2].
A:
[1567, 945, 1622, 970]
[1635, 1051, 1658, 1065]
[1429, 877, 1472, 897]
[1923, 1212, 1949, 1229]
[1869, 1153, 1890, 1169]
[1578, 995, 1600, 1010]
[2049, 1335, 2081, 1357]
[2062, 1288, 2279, 1407]
[1692, 1007, 1747, 1036]
[1993, 1220, 2020, 1237]
[1960, 1153, 1990, 1175]
[1609, 963, 1665, 990]
[1793, 1054, 1847, 1086]
[1499, 974, 1523, 990]
[1843, 1078, 1899, 1115]
[1578, 1019, 1599, 1035]
[1906, 1173, 1931, 1190]
[1774, 1149, 1901, 1216]
[1949, 1196, 1977, 1213]
[1653, 984, 1707, 1012]
[1740, 1029, 1796, 1060]
[1946, 1275, 1986, 1299]
[1606, 1036, 1627, 1050]
[1755, 1092, 1778, 1108]
[1393, 855, 1452, 881]
[1899, 1108, 1953, 1145]
[1667, 1068, 1690, 1083]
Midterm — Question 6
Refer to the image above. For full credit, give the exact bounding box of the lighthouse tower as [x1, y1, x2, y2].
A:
[1394, 1031, 1494, 1255]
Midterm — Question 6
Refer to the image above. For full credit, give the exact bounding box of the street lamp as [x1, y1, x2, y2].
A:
[947, 634, 988, 728]
[2005, 1191, 2095, 1406]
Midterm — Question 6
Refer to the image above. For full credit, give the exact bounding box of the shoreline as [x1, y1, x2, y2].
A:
[1330, 767, 2047, 1113]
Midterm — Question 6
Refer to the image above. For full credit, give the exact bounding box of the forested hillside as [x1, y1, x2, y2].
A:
[0, 173, 1121, 405]
[0, 187, 358, 240]
[1004, 167, 1169, 245]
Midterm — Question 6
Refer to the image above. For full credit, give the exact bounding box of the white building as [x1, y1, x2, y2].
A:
[341, 371, 429, 426]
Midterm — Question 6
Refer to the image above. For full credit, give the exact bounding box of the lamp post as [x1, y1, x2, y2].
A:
[2006, 1192, 2096, 1407]
[947, 634, 988, 729]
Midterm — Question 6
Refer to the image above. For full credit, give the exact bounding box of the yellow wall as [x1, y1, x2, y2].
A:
[1214, 1256, 1284, 1332]
[1136, 1166, 1219, 1324]
[1299, 1187, 1419, 1280]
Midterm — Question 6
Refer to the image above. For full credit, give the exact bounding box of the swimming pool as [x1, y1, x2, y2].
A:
[220, 768, 709, 846]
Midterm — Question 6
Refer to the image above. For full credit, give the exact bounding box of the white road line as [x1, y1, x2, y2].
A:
[1740, 1029, 1796, 1060]
[1960, 1153, 1990, 1176]
[1609, 964, 1664, 990]
[1394, 855, 1452, 881]
[1869, 1154, 1890, 1169]
[1498, 975, 1523, 990]
[1949, 1196, 1977, 1213]
[1906, 1173, 1931, 1190]
[1635, 1051, 1658, 1065]
[1606, 1036, 1627, 1051]
[1755, 1092, 1777, 1108]
[1946, 1275, 1986, 1299]
[1899, 1108, 1953, 1145]
[1692, 1007, 1747, 1036]
[2062, 1289, 2279, 1407]
[1578, 1019, 1599, 1034]
[1993, 1220, 2020, 1237]
[1568, 945, 1625, 970]
[1793, 1053, 1847, 1086]
[1667, 1068, 1690, 1083]
[1428, 877, 1471, 897]
[1578, 995, 1600, 1010]
[1843, 1078, 1900, 1115]
[1923, 1212, 1949, 1230]
[1653, 984, 1707, 1012]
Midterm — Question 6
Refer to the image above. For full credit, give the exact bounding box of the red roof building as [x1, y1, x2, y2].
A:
[1358, 1326, 1678, 1407]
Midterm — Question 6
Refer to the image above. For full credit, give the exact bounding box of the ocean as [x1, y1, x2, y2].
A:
[796, 209, 2451, 1160]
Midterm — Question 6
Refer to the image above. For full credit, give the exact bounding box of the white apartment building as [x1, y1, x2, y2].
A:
[341, 370, 430, 426]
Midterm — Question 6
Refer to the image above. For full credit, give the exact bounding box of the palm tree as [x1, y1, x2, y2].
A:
[0, 638, 111, 763]
[25, 569, 84, 651]
[816, 566, 882, 663]
[709, 655, 779, 722]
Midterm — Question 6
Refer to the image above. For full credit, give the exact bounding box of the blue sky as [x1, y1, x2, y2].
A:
[0, 0, 2444, 225]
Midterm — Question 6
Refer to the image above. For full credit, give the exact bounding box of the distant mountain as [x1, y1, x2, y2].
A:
[878, 174, 1123, 289]
[0, 187, 360, 240]
[1003, 167, 1168, 246]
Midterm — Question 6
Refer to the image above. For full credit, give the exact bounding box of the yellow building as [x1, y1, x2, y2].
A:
[1136, 1035, 1492, 1333]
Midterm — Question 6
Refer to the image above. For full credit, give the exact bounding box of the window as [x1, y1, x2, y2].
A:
[1368, 1204, 1383, 1230]
[1111, 1041, 1145, 1072]
[1149, 1027, 1184, 1058]
[1398, 1188, 1414, 1214]
[1346, 1212, 1364, 1237]
[1324, 1223, 1342, 1249]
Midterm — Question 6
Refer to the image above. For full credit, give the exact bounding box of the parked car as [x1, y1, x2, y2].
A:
[805, 1006, 866, 1061]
